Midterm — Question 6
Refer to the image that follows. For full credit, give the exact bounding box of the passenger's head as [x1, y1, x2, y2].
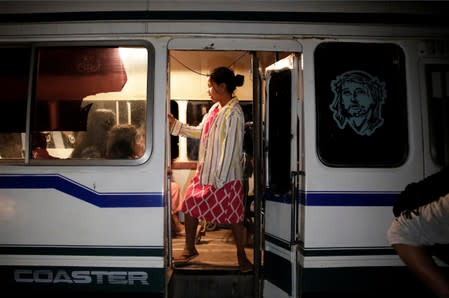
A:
[71, 108, 116, 158]
[31, 132, 49, 149]
[106, 124, 138, 159]
[87, 108, 116, 134]
[209, 66, 244, 95]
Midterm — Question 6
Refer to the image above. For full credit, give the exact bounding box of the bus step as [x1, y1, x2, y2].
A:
[168, 269, 254, 298]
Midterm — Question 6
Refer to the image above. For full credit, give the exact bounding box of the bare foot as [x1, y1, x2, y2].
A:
[172, 223, 185, 236]
[173, 248, 199, 263]
[237, 253, 253, 273]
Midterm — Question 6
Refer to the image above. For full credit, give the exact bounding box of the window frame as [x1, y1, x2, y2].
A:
[426, 63, 449, 166]
[314, 41, 409, 168]
[0, 40, 154, 166]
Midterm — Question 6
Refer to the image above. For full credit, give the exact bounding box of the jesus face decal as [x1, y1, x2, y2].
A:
[330, 70, 387, 136]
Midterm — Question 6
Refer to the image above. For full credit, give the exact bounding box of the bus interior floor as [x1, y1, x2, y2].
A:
[172, 225, 254, 271]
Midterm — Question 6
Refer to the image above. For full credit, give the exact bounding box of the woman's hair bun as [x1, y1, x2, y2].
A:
[235, 74, 244, 87]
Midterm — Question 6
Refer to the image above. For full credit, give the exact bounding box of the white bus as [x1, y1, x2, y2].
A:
[0, 1, 448, 297]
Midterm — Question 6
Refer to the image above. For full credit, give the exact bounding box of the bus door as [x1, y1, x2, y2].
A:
[263, 54, 303, 298]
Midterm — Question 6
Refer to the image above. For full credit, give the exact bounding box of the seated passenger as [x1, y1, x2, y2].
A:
[71, 108, 116, 159]
[105, 124, 139, 159]
[31, 132, 58, 159]
[171, 181, 184, 236]
[132, 125, 146, 159]
[168, 164, 185, 236]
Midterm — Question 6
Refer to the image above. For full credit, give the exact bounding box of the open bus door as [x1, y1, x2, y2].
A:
[263, 54, 303, 298]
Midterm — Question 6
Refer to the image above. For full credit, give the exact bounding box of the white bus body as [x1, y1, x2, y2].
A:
[0, 1, 448, 297]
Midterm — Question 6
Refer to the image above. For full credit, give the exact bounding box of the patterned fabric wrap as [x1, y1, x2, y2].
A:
[182, 173, 244, 224]
[181, 103, 244, 224]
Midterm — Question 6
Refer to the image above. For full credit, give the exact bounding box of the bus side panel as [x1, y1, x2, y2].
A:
[298, 39, 426, 295]
[0, 166, 166, 293]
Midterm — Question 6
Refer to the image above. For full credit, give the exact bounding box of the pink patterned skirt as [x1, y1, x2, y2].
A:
[182, 173, 244, 224]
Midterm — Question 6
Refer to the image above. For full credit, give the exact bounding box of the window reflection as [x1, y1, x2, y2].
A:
[32, 46, 148, 160]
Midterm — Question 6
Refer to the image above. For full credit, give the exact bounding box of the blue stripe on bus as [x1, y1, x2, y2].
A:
[265, 191, 399, 206]
[305, 191, 398, 206]
[0, 175, 398, 207]
[0, 174, 163, 208]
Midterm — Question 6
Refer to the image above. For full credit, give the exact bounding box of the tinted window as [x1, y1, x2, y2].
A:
[0, 47, 30, 159]
[426, 64, 449, 166]
[186, 101, 212, 160]
[315, 42, 408, 167]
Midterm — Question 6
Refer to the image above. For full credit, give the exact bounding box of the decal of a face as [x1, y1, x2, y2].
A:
[330, 70, 387, 136]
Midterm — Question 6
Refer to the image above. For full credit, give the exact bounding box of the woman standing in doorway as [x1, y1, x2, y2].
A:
[168, 66, 252, 272]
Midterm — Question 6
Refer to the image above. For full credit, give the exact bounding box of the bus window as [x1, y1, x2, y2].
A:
[0, 133, 24, 159]
[315, 42, 408, 167]
[186, 100, 212, 160]
[171, 99, 253, 162]
[0, 47, 30, 160]
[171, 100, 180, 160]
[32, 46, 149, 160]
[426, 64, 449, 166]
